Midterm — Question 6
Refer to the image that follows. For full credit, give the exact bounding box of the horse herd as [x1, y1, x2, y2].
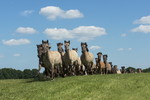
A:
[37, 40, 141, 80]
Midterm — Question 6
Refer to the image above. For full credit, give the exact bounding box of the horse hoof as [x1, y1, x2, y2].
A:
[51, 79, 54, 81]
[64, 74, 67, 77]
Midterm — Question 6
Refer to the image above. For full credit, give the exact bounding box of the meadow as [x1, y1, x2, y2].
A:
[0, 73, 150, 100]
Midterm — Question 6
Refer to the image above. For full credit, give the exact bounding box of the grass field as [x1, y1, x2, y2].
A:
[0, 73, 150, 100]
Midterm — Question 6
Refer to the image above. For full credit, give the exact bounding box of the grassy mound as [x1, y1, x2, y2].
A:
[0, 73, 150, 100]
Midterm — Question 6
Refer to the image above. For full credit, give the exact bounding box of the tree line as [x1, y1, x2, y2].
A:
[0, 67, 150, 79]
[142, 67, 150, 73]
[0, 68, 40, 79]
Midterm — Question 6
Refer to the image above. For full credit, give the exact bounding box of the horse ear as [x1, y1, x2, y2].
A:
[42, 40, 44, 43]
[47, 40, 49, 43]
[68, 40, 70, 44]
[48, 45, 51, 48]
[57, 43, 59, 46]
[76, 48, 78, 51]
[97, 52, 102, 55]
[109, 62, 112, 65]
[64, 40, 66, 43]
[106, 55, 108, 58]
[103, 54, 108, 58]
[81, 50, 84, 53]
[85, 42, 88, 46]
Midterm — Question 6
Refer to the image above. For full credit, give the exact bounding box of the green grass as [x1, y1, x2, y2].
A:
[0, 73, 150, 100]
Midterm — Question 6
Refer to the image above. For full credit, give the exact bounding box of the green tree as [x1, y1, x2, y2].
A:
[23, 69, 32, 79]
[143, 67, 150, 73]
[0, 68, 41, 79]
[31, 69, 39, 78]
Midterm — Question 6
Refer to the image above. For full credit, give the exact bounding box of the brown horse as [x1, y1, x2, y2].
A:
[121, 66, 126, 74]
[97, 52, 105, 74]
[103, 54, 112, 74]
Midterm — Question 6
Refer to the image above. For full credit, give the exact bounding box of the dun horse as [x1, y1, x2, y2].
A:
[39, 40, 63, 79]
[64, 40, 79, 75]
[81, 42, 94, 75]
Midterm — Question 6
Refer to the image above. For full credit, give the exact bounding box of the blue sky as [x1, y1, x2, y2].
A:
[0, 0, 150, 70]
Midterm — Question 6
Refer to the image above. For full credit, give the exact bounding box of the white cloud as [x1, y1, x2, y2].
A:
[44, 26, 106, 41]
[117, 48, 124, 51]
[39, 6, 84, 20]
[2, 39, 31, 46]
[72, 26, 106, 41]
[16, 27, 37, 34]
[128, 48, 132, 51]
[21, 10, 34, 16]
[44, 28, 74, 40]
[131, 25, 150, 33]
[63, 9, 83, 19]
[134, 15, 150, 24]
[117, 48, 132, 51]
[13, 54, 21, 57]
[89, 46, 101, 50]
[121, 33, 127, 37]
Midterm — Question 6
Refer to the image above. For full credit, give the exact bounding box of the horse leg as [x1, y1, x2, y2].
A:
[100, 67, 102, 75]
[76, 65, 79, 75]
[60, 63, 65, 77]
[54, 66, 59, 77]
[51, 64, 54, 80]
[72, 65, 76, 76]
[45, 68, 48, 77]
[84, 65, 88, 75]
[98, 65, 101, 74]
[70, 61, 75, 76]
[38, 63, 42, 74]
[45, 67, 50, 78]
[77, 65, 80, 75]
[66, 65, 70, 76]
[80, 64, 84, 75]
[64, 65, 68, 76]
[90, 62, 93, 75]
[101, 68, 103, 74]
[36, 63, 42, 77]
[57, 66, 60, 77]
[106, 68, 108, 74]
[75, 61, 80, 75]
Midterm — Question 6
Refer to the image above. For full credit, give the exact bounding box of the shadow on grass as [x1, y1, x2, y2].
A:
[26, 74, 52, 83]
[25, 73, 75, 83]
